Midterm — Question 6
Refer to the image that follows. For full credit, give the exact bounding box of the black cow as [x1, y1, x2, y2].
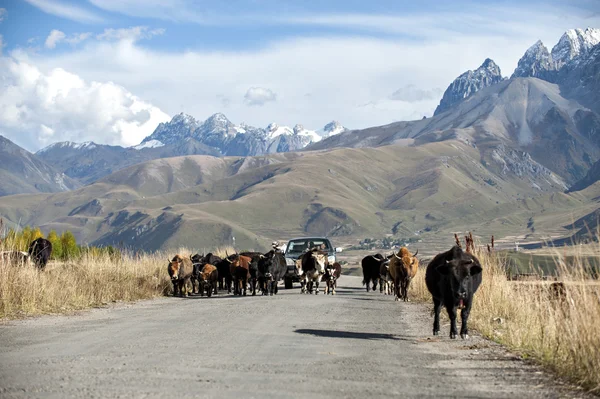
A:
[28, 238, 53, 270]
[215, 255, 236, 294]
[257, 250, 287, 295]
[425, 246, 483, 339]
[361, 254, 388, 292]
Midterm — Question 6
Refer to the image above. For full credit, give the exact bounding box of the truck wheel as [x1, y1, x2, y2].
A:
[284, 278, 293, 289]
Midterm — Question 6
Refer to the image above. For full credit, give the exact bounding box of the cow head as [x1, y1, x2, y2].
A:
[168, 255, 185, 280]
[436, 246, 482, 303]
[312, 250, 328, 274]
[394, 248, 419, 269]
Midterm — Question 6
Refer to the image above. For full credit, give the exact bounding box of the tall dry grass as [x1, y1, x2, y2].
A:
[0, 246, 237, 319]
[410, 246, 600, 393]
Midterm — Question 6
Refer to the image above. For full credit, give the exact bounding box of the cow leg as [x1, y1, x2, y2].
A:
[394, 277, 401, 301]
[446, 304, 458, 339]
[242, 277, 247, 296]
[207, 282, 213, 297]
[365, 278, 370, 292]
[269, 281, 275, 296]
[372, 279, 378, 292]
[315, 280, 319, 295]
[251, 279, 256, 296]
[460, 302, 472, 339]
[433, 297, 442, 336]
[379, 278, 384, 293]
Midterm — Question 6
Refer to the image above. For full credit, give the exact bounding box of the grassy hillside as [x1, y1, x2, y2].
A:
[0, 140, 596, 251]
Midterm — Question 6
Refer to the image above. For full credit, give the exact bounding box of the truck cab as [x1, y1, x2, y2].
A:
[283, 237, 342, 289]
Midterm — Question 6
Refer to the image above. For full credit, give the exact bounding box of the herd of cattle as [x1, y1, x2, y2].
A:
[168, 240, 483, 340]
[1, 235, 483, 340]
[168, 246, 343, 298]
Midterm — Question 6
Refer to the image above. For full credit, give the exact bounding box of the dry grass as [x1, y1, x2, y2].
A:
[409, 246, 600, 393]
[0, 246, 235, 319]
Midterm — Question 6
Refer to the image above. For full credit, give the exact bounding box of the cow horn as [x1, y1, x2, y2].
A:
[167, 257, 171, 263]
[226, 251, 229, 257]
[259, 254, 265, 259]
[394, 253, 402, 260]
[413, 249, 418, 257]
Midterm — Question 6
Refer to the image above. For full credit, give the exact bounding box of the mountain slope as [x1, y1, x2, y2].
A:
[310, 77, 599, 184]
[433, 58, 504, 116]
[0, 135, 80, 196]
[0, 138, 567, 251]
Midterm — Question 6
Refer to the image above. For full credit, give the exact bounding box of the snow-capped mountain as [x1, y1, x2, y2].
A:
[138, 112, 344, 156]
[321, 121, 347, 137]
[433, 58, 503, 116]
[511, 40, 556, 79]
[35, 113, 347, 184]
[551, 28, 600, 69]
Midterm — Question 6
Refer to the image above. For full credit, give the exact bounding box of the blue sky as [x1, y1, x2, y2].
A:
[1, 0, 600, 151]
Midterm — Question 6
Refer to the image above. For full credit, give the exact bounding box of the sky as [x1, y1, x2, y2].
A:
[1, 0, 600, 152]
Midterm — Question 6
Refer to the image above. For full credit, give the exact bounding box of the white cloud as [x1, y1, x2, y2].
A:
[96, 26, 166, 42]
[44, 29, 66, 49]
[390, 85, 444, 103]
[65, 32, 92, 45]
[0, 56, 171, 151]
[24, 0, 104, 23]
[244, 87, 277, 106]
[0, 8, 7, 22]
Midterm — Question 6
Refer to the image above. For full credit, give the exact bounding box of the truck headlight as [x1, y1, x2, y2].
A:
[328, 256, 335, 264]
[286, 258, 295, 266]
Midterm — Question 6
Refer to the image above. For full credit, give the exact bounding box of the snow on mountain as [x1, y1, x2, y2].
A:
[132, 139, 165, 150]
[551, 28, 600, 68]
[37, 141, 97, 154]
[321, 121, 347, 137]
[266, 123, 294, 140]
[512, 40, 556, 79]
[133, 113, 345, 156]
[434, 58, 504, 116]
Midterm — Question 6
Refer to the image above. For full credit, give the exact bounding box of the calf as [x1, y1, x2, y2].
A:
[425, 246, 482, 339]
[301, 249, 327, 294]
[28, 238, 52, 270]
[167, 254, 194, 297]
[379, 261, 393, 295]
[197, 264, 219, 297]
[389, 248, 419, 302]
[361, 254, 388, 292]
[323, 262, 341, 295]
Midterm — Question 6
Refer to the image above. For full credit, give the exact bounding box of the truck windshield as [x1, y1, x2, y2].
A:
[286, 239, 331, 254]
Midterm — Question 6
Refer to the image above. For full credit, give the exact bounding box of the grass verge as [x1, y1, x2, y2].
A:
[409, 246, 600, 393]
[0, 247, 235, 319]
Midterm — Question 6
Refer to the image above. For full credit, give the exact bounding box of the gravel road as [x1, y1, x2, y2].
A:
[0, 276, 586, 398]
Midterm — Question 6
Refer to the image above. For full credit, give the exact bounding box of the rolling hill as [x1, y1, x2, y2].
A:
[0, 138, 582, 252]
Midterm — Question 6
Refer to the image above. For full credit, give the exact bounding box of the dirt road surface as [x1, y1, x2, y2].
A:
[0, 277, 585, 398]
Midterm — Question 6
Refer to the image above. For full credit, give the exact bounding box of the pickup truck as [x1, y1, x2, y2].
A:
[283, 237, 342, 289]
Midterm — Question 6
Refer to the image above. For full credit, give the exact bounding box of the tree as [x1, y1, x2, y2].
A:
[60, 230, 79, 260]
[47, 230, 62, 260]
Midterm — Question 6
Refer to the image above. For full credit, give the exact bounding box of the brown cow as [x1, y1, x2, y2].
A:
[168, 254, 194, 297]
[198, 264, 219, 297]
[389, 247, 419, 302]
[228, 254, 252, 296]
[323, 262, 342, 295]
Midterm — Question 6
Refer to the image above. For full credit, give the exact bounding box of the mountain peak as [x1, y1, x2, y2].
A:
[322, 121, 347, 137]
[512, 40, 554, 79]
[552, 28, 600, 68]
[433, 58, 503, 116]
